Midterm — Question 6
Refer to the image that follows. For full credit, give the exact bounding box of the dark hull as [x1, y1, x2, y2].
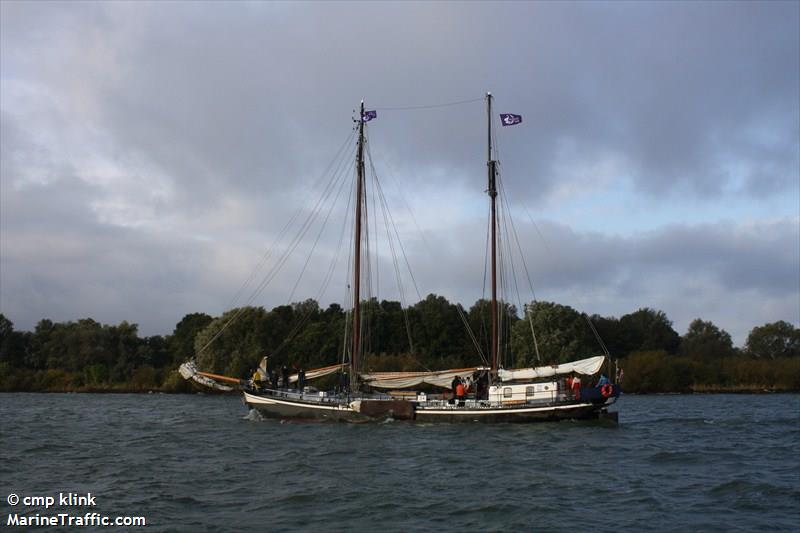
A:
[414, 402, 606, 423]
[243, 391, 366, 421]
[243, 390, 617, 423]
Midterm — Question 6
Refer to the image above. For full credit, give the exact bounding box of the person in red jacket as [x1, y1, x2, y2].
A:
[455, 382, 466, 407]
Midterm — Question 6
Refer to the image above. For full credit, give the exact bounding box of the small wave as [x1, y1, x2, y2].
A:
[709, 479, 793, 499]
[242, 409, 264, 422]
[648, 450, 703, 464]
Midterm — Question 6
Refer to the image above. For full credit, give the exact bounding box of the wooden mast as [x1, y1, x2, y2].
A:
[487, 92, 499, 378]
[351, 101, 366, 391]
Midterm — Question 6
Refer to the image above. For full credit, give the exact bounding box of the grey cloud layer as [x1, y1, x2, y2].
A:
[1, 1, 797, 344]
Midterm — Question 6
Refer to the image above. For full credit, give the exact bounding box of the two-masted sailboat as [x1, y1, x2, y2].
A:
[182, 93, 620, 422]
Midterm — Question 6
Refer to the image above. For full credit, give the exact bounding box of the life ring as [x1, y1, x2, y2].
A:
[601, 384, 614, 398]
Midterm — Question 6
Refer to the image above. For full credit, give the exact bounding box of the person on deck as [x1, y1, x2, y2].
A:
[251, 369, 262, 390]
[597, 374, 609, 387]
[281, 365, 289, 389]
[449, 376, 461, 405]
[571, 375, 582, 401]
[455, 381, 466, 407]
[479, 372, 489, 400]
[298, 368, 306, 392]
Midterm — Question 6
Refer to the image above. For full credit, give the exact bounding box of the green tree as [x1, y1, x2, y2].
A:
[680, 318, 735, 359]
[169, 313, 213, 364]
[745, 321, 800, 359]
[589, 314, 624, 357]
[511, 301, 598, 366]
[408, 294, 476, 366]
[622, 350, 693, 393]
[618, 308, 680, 355]
[0, 314, 30, 367]
[194, 307, 271, 377]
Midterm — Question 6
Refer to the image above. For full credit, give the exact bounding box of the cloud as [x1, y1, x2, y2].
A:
[1, 1, 797, 346]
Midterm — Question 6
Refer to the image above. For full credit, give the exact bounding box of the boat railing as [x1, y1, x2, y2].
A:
[251, 386, 397, 404]
[417, 390, 573, 410]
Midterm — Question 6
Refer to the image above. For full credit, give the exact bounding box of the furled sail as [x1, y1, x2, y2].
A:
[179, 361, 235, 392]
[288, 363, 347, 383]
[360, 368, 481, 389]
[498, 355, 605, 382]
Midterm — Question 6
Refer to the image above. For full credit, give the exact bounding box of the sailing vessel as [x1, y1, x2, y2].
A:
[182, 93, 620, 422]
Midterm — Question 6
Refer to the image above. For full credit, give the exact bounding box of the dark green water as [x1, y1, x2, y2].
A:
[1, 393, 798, 532]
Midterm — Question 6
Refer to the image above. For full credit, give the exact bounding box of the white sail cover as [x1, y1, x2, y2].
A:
[178, 361, 234, 392]
[498, 355, 605, 382]
[360, 368, 480, 389]
[288, 363, 346, 383]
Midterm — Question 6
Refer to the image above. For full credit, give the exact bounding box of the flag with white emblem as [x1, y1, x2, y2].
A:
[361, 110, 377, 122]
[500, 113, 522, 126]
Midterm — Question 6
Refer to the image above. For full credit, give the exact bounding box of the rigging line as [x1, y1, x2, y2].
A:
[271, 162, 355, 358]
[374, 96, 484, 111]
[584, 312, 610, 357]
[251, 151, 352, 294]
[369, 149, 430, 366]
[367, 152, 488, 366]
[379, 189, 421, 360]
[521, 203, 553, 255]
[287, 155, 355, 303]
[224, 128, 356, 311]
[273, 197, 352, 361]
[368, 141, 434, 254]
[362, 171, 372, 357]
[196, 135, 356, 356]
[498, 200, 509, 368]
[367, 150, 443, 371]
[197, 136, 356, 356]
[375, 171, 415, 355]
[457, 301, 488, 366]
[499, 186, 526, 367]
[371, 157, 380, 303]
[498, 176, 542, 362]
[340, 174, 357, 369]
[502, 177, 608, 361]
[241, 143, 351, 307]
[498, 177, 539, 303]
[365, 143, 422, 302]
[475, 206, 491, 357]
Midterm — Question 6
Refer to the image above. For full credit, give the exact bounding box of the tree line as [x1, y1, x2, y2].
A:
[1, 295, 798, 392]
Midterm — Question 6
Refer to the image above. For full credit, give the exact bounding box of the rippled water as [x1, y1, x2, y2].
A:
[1, 393, 798, 532]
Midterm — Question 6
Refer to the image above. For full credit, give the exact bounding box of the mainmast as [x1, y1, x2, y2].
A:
[351, 101, 366, 391]
[487, 92, 499, 378]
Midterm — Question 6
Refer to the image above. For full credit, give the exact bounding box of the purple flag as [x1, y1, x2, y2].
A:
[361, 110, 377, 122]
[500, 113, 522, 126]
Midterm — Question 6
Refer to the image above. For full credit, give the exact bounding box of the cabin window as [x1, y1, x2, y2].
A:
[503, 387, 512, 398]
[526, 386, 535, 397]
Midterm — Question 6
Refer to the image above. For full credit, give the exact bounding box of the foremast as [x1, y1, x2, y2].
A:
[487, 92, 499, 380]
[351, 101, 366, 392]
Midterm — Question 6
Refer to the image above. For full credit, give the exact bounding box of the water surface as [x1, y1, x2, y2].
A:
[2, 393, 798, 532]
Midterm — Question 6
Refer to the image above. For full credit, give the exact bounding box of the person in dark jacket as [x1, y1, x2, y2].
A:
[450, 376, 461, 404]
[298, 368, 306, 392]
[281, 365, 289, 389]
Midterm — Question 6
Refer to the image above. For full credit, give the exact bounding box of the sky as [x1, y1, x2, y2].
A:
[1, 0, 798, 346]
